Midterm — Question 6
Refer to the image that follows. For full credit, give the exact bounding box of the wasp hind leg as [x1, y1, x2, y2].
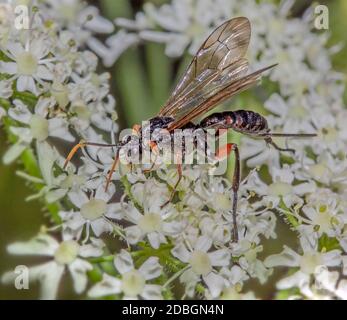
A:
[215, 142, 240, 242]
[230, 144, 240, 242]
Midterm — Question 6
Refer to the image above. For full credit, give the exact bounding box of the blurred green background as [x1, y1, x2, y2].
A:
[0, 0, 346, 299]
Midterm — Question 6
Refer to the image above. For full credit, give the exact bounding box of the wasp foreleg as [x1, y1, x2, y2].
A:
[63, 140, 121, 169]
[105, 150, 120, 191]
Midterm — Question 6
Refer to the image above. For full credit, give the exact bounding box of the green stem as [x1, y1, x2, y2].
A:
[145, 42, 170, 114]
[101, 0, 152, 125]
[89, 255, 114, 264]
[16, 170, 44, 184]
[0, 98, 11, 108]
[120, 175, 143, 212]
[163, 265, 190, 289]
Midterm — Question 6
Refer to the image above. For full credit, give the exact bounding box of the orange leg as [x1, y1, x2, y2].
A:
[105, 151, 120, 191]
[106, 128, 141, 187]
[63, 140, 121, 191]
[105, 122, 142, 190]
[63, 140, 86, 169]
[215, 143, 233, 160]
[63, 140, 121, 169]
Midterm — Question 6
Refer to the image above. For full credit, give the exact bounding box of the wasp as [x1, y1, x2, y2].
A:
[64, 17, 316, 241]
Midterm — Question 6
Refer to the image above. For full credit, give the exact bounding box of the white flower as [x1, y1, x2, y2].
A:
[67, 72, 116, 132]
[3, 97, 74, 164]
[297, 152, 347, 190]
[220, 265, 250, 286]
[264, 93, 316, 133]
[285, 265, 347, 300]
[0, 79, 13, 98]
[172, 236, 230, 298]
[240, 136, 281, 168]
[0, 3, 16, 43]
[1, 233, 104, 299]
[246, 165, 315, 209]
[88, 249, 163, 300]
[298, 198, 344, 238]
[0, 37, 55, 95]
[205, 265, 251, 300]
[310, 107, 347, 155]
[123, 184, 182, 248]
[42, 0, 114, 44]
[199, 214, 232, 245]
[310, 266, 347, 300]
[88, 30, 139, 67]
[201, 177, 231, 213]
[232, 240, 272, 284]
[61, 183, 123, 238]
[34, 141, 88, 203]
[239, 200, 277, 241]
[265, 237, 342, 293]
[118, 0, 236, 57]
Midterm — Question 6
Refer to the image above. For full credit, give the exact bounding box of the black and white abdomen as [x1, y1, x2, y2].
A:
[231, 110, 269, 135]
[199, 110, 269, 136]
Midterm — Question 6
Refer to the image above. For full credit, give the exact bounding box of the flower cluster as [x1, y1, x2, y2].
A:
[1, 0, 347, 300]
[0, 0, 121, 298]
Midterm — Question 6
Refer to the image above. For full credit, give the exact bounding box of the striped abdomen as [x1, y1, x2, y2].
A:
[199, 110, 269, 136]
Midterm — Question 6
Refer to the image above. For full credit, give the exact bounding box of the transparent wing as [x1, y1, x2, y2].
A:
[166, 64, 277, 130]
[159, 17, 251, 118]
[170, 58, 249, 120]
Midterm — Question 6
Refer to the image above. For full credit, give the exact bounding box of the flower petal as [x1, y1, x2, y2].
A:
[208, 249, 231, 267]
[68, 258, 93, 294]
[203, 272, 225, 298]
[2, 142, 27, 165]
[141, 284, 163, 300]
[194, 236, 212, 252]
[88, 273, 122, 298]
[138, 257, 162, 280]
[7, 234, 59, 256]
[264, 246, 301, 268]
[171, 243, 191, 263]
[124, 226, 143, 245]
[114, 250, 134, 274]
[90, 218, 112, 237]
[0, 61, 17, 75]
[79, 238, 105, 258]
